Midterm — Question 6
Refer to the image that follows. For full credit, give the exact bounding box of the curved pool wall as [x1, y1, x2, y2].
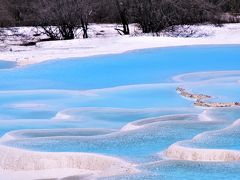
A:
[0, 45, 240, 179]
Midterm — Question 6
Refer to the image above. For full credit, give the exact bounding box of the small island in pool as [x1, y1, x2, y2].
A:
[177, 87, 240, 108]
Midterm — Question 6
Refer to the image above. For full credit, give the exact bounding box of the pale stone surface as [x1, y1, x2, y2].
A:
[165, 144, 240, 162]
[0, 145, 139, 179]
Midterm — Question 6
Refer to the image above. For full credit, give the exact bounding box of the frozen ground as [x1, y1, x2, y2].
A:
[0, 23, 240, 66]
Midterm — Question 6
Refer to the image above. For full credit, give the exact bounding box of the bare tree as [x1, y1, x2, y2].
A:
[114, 0, 130, 35]
[36, 0, 80, 40]
[0, 0, 237, 39]
[35, 0, 93, 40]
[132, 0, 175, 33]
[79, 0, 93, 39]
[132, 0, 217, 34]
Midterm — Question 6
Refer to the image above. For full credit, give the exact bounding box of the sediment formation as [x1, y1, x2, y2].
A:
[176, 87, 211, 100]
[0, 145, 139, 177]
[194, 100, 240, 108]
[177, 87, 240, 108]
[165, 144, 240, 162]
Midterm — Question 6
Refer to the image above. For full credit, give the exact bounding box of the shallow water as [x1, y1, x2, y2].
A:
[0, 45, 240, 179]
[0, 45, 240, 90]
[103, 161, 240, 180]
[0, 60, 16, 69]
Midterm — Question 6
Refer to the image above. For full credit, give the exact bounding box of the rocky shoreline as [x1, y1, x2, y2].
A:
[176, 87, 240, 108]
[194, 100, 240, 108]
[176, 87, 211, 100]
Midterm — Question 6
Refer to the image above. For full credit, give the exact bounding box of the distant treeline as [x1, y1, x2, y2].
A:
[0, 0, 239, 40]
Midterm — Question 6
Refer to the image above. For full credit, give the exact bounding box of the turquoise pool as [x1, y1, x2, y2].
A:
[0, 45, 240, 179]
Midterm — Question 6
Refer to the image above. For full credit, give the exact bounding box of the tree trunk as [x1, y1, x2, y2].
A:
[115, 0, 130, 35]
[81, 17, 88, 39]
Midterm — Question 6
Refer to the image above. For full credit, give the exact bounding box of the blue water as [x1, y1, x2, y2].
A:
[4, 118, 225, 162]
[0, 45, 240, 179]
[0, 45, 240, 90]
[0, 60, 16, 69]
[180, 109, 240, 151]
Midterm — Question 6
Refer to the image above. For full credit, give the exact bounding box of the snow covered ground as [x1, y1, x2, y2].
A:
[0, 23, 240, 66]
